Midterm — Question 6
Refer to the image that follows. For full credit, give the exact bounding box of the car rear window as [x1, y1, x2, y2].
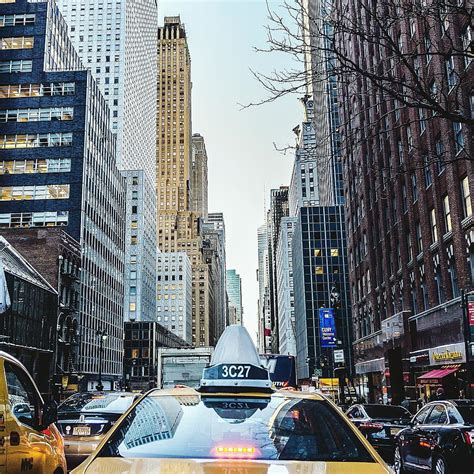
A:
[457, 406, 474, 424]
[364, 405, 411, 419]
[59, 393, 135, 413]
[98, 394, 375, 462]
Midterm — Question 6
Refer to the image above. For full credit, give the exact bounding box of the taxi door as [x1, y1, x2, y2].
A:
[1, 358, 47, 474]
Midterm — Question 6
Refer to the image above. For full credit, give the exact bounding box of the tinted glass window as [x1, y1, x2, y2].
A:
[457, 406, 474, 424]
[98, 395, 374, 462]
[59, 392, 135, 413]
[414, 406, 432, 424]
[447, 407, 463, 424]
[363, 405, 411, 419]
[5, 362, 40, 429]
[425, 405, 447, 424]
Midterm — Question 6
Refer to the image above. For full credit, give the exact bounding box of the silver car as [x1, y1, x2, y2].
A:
[57, 391, 139, 469]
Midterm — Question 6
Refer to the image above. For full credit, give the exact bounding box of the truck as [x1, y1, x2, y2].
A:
[157, 347, 214, 389]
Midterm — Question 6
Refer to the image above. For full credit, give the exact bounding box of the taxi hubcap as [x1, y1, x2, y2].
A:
[394, 448, 402, 473]
[435, 458, 446, 474]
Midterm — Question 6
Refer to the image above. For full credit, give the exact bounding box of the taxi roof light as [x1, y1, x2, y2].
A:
[198, 325, 273, 393]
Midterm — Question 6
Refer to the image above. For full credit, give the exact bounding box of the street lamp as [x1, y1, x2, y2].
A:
[96, 329, 108, 391]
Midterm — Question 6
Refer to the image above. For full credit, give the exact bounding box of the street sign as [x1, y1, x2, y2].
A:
[314, 368, 323, 377]
[334, 349, 345, 363]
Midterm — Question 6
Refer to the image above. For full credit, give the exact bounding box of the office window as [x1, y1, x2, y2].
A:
[0, 14, 35, 27]
[0, 133, 72, 149]
[0, 184, 69, 201]
[131, 349, 139, 359]
[0, 83, 75, 98]
[0, 211, 68, 228]
[130, 220, 138, 229]
[443, 195, 452, 232]
[0, 59, 32, 73]
[129, 286, 137, 296]
[129, 302, 136, 312]
[314, 249, 322, 256]
[461, 176, 472, 218]
[0, 158, 71, 174]
[0, 1, 17, 4]
[0, 107, 74, 122]
[315, 266, 324, 275]
[430, 209, 438, 243]
[0, 36, 33, 49]
[130, 235, 138, 245]
[331, 248, 339, 257]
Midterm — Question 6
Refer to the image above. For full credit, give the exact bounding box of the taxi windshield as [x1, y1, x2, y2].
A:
[97, 393, 375, 462]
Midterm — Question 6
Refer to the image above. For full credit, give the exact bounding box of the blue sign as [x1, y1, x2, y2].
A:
[319, 308, 336, 348]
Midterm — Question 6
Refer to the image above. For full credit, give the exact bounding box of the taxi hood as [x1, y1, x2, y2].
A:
[78, 457, 391, 474]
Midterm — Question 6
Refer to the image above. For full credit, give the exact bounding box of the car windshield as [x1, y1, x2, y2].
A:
[59, 393, 135, 414]
[364, 405, 411, 419]
[457, 405, 474, 424]
[97, 394, 375, 462]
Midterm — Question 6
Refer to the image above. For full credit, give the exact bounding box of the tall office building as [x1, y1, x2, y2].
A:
[0, 0, 126, 389]
[266, 187, 289, 352]
[202, 213, 227, 337]
[257, 224, 271, 352]
[157, 17, 217, 347]
[156, 252, 192, 343]
[339, 0, 473, 401]
[226, 269, 243, 325]
[191, 133, 208, 218]
[276, 217, 297, 356]
[56, 0, 159, 323]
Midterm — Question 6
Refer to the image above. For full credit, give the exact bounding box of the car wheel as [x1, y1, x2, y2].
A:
[434, 455, 448, 474]
[393, 446, 406, 474]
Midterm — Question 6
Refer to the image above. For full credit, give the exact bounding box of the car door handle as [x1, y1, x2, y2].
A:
[10, 431, 20, 446]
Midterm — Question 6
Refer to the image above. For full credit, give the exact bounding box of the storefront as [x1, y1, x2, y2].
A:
[412, 343, 468, 400]
[354, 357, 386, 403]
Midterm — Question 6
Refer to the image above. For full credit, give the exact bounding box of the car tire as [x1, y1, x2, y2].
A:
[393, 446, 406, 474]
[433, 455, 448, 474]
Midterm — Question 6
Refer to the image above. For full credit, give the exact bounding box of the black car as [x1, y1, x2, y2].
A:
[394, 400, 474, 474]
[346, 403, 412, 462]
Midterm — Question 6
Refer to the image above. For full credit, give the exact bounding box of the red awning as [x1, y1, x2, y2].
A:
[418, 367, 459, 381]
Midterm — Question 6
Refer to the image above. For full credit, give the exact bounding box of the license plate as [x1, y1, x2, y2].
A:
[390, 427, 401, 436]
[72, 426, 91, 436]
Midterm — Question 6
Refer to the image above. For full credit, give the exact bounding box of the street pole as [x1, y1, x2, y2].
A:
[96, 329, 107, 391]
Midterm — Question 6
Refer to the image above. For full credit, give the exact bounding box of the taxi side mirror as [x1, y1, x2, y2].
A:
[39, 400, 58, 431]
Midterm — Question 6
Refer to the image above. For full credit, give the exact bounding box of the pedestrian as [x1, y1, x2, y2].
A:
[435, 387, 446, 400]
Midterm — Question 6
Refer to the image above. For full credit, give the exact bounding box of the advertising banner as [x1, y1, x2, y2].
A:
[319, 308, 336, 348]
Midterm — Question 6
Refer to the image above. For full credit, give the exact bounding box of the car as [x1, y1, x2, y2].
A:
[394, 399, 474, 474]
[0, 350, 66, 473]
[346, 403, 412, 462]
[71, 325, 391, 473]
[57, 391, 138, 469]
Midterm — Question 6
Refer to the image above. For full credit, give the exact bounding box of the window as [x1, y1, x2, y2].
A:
[0, 59, 32, 73]
[411, 173, 418, 202]
[0, 211, 68, 228]
[0, 36, 34, 49]
[0, 185, 69, 201]
[0, 83, 75, 99]
[430, 209, 438, 243]
[5, 362, 41, 430]
[443, 195, 452, 232]
[453, 122, 464, 154]
[331, 249, 339, 257]
[461, 26, 473, 68]
[130, 220, 138, 229]
[0, 107, 74, 122]
[0, 158, 71, 174]
[419, 108, 426, 134]
[407, 232, 413, 261]
[446, 56, 457, 89]
[130, 235, 138, 245]
[129, 286, 137, 296]
[426, 405, 447, 424]
[129, 302, 136, 312]
[435, 139, 445, 173]
[0, 14, 35, 27]
[131, 349, 139, 359]
[315, 266, 324, 274]
[402, 184, 408, 212]
[423, 156, 432, 188]
[0, 133, 72, 149]
[314, 249, 322, 257]
[461, 176, 472, 218]
[416, 222, 423, 254]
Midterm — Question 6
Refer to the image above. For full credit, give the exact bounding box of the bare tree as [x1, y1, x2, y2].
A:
[247, 0, 473, 186]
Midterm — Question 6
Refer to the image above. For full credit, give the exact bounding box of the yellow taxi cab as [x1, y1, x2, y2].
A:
[0, 351, 66, 474]
[72, 326, 391, 474]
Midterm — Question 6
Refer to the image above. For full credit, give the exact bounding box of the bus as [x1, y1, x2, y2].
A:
[260, 354, 297, 388]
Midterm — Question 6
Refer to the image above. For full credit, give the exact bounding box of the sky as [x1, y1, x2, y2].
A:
[160, 0, 302, 341]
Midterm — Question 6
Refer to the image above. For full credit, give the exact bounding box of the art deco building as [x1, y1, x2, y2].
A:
[191, 133, 208, 218]
[157, 17, 216, 346]
[57, 0, 159, 323]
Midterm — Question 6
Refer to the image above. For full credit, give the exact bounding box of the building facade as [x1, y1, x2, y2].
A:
[276, 217, 297, 356]
[57, 0, 159, 325]
[339, 0, 473, 402]
[191, 133, 208, 218]
[257, 224, 271, 352]
[156, 252, 192, 344]
[0, 0, 126, 389]
[226, 269, 243, 325]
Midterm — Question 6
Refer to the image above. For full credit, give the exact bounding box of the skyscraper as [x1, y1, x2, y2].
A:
[191, 133, 208, 218]
[257, 224, 271, 353]
[56, 0, 159, 323]
[0, 0, 126, 389]
[226, 269, 243, 325]
[157, 17, 216, 347]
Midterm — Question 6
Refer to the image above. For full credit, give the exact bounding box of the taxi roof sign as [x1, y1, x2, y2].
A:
[198, 325, 272, 393]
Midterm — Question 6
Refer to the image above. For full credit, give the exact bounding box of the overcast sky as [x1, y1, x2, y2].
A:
[160, 0, 302, 341]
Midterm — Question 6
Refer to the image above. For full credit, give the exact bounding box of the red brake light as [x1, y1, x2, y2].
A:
[463, 431, 474, 446]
